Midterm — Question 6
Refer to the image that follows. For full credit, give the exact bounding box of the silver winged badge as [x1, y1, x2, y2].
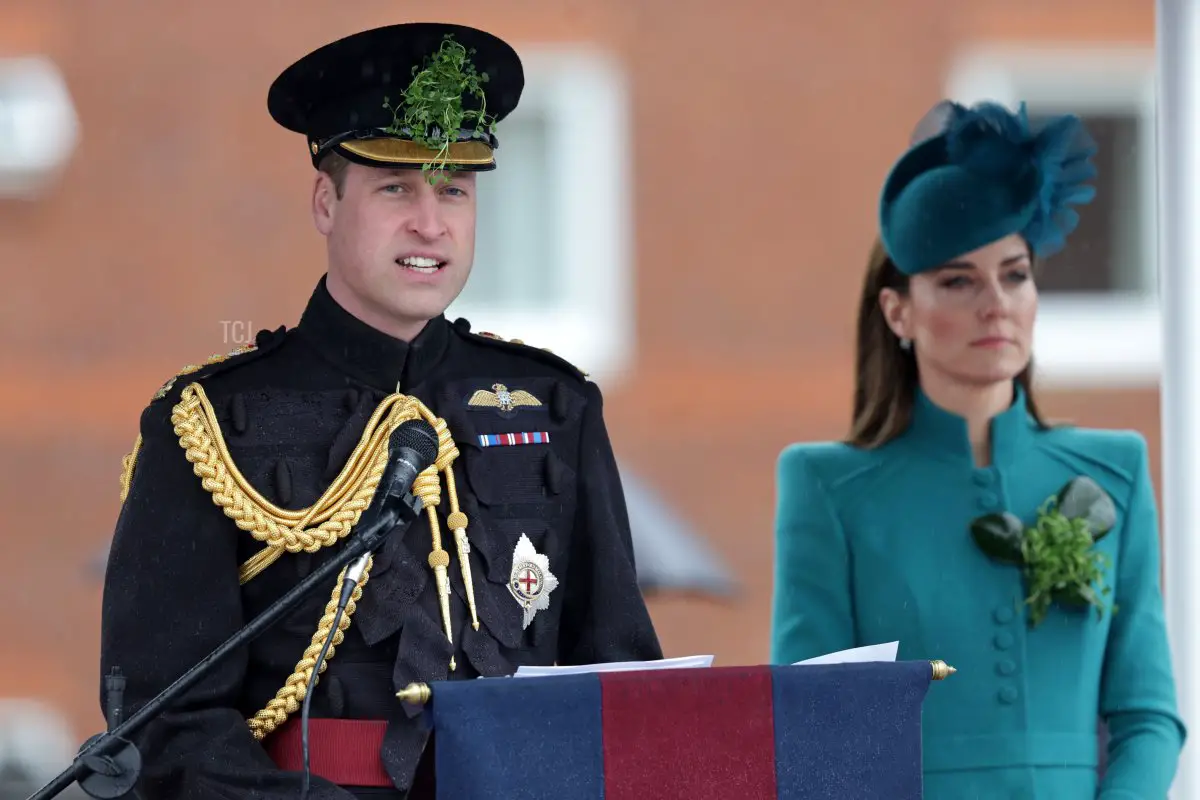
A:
[508, 533, 558, 629]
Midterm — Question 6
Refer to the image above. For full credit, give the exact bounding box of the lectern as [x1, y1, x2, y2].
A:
[397, 659, 953, 799]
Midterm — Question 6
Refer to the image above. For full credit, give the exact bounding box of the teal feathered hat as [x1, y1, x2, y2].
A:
[878, 99, 1099, 275]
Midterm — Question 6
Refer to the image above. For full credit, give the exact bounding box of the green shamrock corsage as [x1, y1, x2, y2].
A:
[970, 476, 1118, 627]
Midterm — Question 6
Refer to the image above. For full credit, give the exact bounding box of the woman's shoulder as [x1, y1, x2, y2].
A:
[1036, 423, 1150, 487]
[1039, 422, 1148, 457]
[776, 439, 896, 492]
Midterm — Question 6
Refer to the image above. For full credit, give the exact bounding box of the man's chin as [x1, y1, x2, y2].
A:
[384, 296, 454, 325]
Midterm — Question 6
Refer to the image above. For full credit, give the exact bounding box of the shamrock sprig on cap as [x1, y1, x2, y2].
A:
[970, 476, 1117, 627]
[383, 34, 495, 185]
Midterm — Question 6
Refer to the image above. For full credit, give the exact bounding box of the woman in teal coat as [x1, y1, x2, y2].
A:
[769, 100, 1185, 798]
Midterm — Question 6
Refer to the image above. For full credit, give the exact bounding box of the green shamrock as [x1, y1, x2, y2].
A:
[970, 476, 1117, 627]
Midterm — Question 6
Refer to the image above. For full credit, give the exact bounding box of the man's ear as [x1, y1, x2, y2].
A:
[312, 172, 338, 236]
[879, 288, 910, 340]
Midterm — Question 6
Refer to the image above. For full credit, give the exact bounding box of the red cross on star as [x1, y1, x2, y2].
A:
[519, 569, 539, 595]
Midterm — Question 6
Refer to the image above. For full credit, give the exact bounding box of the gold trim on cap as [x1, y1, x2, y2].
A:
[338, 138, 495, 166]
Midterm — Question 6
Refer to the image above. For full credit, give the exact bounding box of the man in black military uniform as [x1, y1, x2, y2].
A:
[100, 22, 663, 799]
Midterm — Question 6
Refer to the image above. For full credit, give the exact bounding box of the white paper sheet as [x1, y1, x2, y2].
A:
[512, 654, 715, 678]
[507, 642, 897, 679]
[792, 641, 898, 666]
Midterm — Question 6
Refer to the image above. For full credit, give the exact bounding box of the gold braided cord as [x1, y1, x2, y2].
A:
[119, 435, 142, 504]
[169, 383, 424, 584]
[116, 340, 489, 740]
[247, 555, 373, 741]
[165, 379, 481, 734]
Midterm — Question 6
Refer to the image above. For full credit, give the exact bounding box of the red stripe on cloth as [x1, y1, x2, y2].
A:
[265, 718, 393, 788]
[599, 667, 778, 799]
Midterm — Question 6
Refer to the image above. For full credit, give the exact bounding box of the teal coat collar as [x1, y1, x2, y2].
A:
[901, 382, 1038, 468]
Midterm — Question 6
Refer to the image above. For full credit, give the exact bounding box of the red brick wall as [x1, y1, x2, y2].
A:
[0, 0, 1158, 742]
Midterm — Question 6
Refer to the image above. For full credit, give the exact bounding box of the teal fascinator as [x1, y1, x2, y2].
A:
[878, 99, 1099, 275]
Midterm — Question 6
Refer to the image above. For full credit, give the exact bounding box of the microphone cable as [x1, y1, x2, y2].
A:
[296, 417, 437, 799]
[300, 552, 370, 800]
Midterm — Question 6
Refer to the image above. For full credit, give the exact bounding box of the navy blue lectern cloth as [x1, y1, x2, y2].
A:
[423, 660, 934, 799]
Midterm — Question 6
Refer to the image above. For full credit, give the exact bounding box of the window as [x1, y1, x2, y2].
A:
[0, 56, 79, 199]
[0, 698, 77, 796]
[446, 46, 635, 384]
[945, 45, 1158, 387]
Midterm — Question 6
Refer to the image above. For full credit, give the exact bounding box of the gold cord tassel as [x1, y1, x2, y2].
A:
[446, 476, 479, 629]
[413, 467, 456, 671]
[427, 412, 480, 631]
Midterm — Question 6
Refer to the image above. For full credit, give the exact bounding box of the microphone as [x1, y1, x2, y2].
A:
[301, 417, 439, 800]
[341, 418, 439, 588]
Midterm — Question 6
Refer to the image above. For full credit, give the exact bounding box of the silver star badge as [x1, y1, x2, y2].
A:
[508, 533, 558, 629]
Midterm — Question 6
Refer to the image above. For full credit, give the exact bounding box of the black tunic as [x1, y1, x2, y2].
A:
[99, 277, 664, 799]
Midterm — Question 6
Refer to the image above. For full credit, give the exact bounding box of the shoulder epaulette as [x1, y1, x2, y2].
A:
[148, 325, 289, 404]
[452, 318, 589, 382]
[120, 326, 289, 503]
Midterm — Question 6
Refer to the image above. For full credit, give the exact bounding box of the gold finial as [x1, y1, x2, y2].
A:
[396, 682, 432, 705]
[930, 660, 956, 680]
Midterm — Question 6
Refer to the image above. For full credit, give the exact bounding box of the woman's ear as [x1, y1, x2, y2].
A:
[879, 288, 910, 340]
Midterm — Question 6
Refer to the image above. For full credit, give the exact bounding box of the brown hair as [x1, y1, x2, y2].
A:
[317, 151, 352, 199]
[845, 237, 1049, 448]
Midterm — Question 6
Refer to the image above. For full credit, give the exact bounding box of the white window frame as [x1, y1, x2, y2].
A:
[445, 45, 635, 385]
[945, 44, 1159, 388]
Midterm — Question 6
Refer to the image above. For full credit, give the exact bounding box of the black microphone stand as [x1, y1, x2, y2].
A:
[26, 491, 424, 800]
